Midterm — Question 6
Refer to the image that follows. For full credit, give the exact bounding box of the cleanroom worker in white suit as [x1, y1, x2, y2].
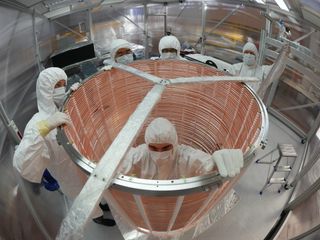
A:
[13, 67, 83, 197]
[13, 67, 115, 226]
[120, 117, 243, 180]
[230, 41, 272, 92]
[158, 35, 185, 60]
[110, 39, 134, 64]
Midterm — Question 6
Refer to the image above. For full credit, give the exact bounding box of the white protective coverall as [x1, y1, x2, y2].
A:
[158, 35, 185, 61]
[230, 42, 272, 92]
[103, 39, 134, 65]
[108, 118, 242, 240]
[120, 117, 243, 180]
[13, 68, 87, 200]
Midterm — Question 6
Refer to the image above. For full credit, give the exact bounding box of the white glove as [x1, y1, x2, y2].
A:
[212, 149, 244, 178]
[46, 112, 71, 130]
[38, 112, 71, 137]
[101, 65, 113, 71]
[70, 82, 80, 92]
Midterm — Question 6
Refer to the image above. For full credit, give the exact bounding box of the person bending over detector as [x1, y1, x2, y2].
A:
[230, 41, 272, 92]
[158, 35, 185, 60]
[120, 117, 243, 180]
[13, 67, 115, 226]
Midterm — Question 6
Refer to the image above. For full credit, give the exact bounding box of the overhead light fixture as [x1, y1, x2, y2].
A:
[255, 0, 265, 4]
[274, 0, 289, 11]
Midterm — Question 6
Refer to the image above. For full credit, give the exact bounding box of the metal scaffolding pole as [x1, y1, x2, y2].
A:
[285, 175, 320, 212]
[144, 4, 149, 59]
[54, 20, 88, 40]
[200, 1, 206, 55]
[32, 10, 42, 72]
[87, 9, 94, 42]
[206, 5, 240, 36]
[306, 111, 320, 141]
[258, 29, 266, 66]
[265, 5, 272, 38]
[294, 29, 316, 43]
[279, 102, 320, 111]
[287, 144, 319, 189]
[164, 3, 168, 35]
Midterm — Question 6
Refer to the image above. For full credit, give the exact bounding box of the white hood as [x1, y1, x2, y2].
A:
[36, 67, 67, 117]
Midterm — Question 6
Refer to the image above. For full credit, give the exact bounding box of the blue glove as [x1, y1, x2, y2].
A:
[42, 169, 60, 191]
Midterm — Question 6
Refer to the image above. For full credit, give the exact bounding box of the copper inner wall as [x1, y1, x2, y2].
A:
[65, 60, 261, 161]
[63, 60, 263, 233]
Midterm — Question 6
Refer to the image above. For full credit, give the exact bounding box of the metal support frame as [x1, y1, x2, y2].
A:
[173, 2, 187, 24]
[279, 102, 320, 111]
[258, 29, 266, 66]
[269, 108, 306, 139]
[268, 113, 320, 239]
[285, 174, 320, 212]
[265, 49, 319, 90]
[264, 140, 309, 240]
[206, 5, 240, 36]
[294, 29, 316, 43]
[32, 9, 42, 72]
[289, 223, 320, 240]
[264, 5, 272, 38]
[144, 4, 149, 59]
[170, 76, 259, 84]
[263, 44, 290, 107]
[87, 9, 93, 42]
[164, 3, 168, 35]
[265, 77, 280, 108]
[0, 101, 21, 145]
[57, 84, 165, 239]
[45, 0, 105, 20]
[200, 0, 206, 55]
[0, 0, 45, 19]
[57, 62, 268, 238]
[53, 20, 88, 40]
[288, 144, 319, 189]
[116, 9, 146, 34]
[112, 63, 165, 84]
[266, 37, 320, 73]
[255, 147, 278, 164]
[306, 111, 320, 141]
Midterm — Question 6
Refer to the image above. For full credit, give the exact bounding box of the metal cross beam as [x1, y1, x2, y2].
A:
[56, 84, 165, 239]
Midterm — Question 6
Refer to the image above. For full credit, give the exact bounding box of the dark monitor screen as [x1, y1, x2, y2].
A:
[51, 43, 95, 68]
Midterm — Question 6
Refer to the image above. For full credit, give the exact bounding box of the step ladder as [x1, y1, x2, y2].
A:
[256, 143, 297, 194]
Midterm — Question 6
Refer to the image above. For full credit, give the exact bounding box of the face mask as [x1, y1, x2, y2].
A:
[116, 54, 134, 65]
[161, 52, 178, 60]
[243, 54, 256, 66]
[53, 87, 66, 107]
[149, 150, 172, 161]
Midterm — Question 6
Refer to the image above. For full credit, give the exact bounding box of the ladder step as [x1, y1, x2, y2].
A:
[279, 144, 297, 157]
[275, 165, 292, 172]
[269, 178, 286, 184]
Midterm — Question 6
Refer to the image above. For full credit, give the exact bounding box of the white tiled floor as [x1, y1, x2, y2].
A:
[83, 114, 305, 240]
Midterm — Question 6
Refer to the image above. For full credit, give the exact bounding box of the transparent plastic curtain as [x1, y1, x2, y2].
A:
[92, 5, 130, 56]
[91, 4, 146, 57]
[270, 69, 319, 134]
[91, 3, 202, 58]
[0, 5, 67, 240]
[276, 135, 320, 239]
[90, 2, 264, 61]
[52, 11, 90, 52]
